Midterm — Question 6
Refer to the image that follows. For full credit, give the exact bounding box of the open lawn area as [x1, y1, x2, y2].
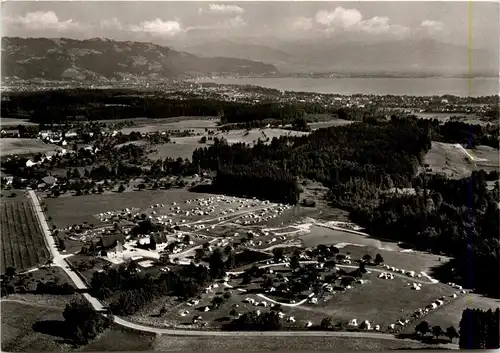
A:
[148, 142, 205, 160]
[283, 272, 458, 332]
[78, 324, 156, 352]
[308, 119, 355, 130]
[299, 225, 400, 250]
[340, 245, 449, 274]
[153, 334, 435, 352]
[119, 118, 218, 134]
[1, 300, 69, 352]
[424, 141, 472, 178]
[44, 189, 214, 228]
[402, 293, 500, 335]
[0, 118, 37, 126]
[1, 196, 50, 274]
[0, 138, 58, 157]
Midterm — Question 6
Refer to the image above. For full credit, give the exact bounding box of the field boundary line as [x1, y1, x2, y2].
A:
[26, 190, 54, 265]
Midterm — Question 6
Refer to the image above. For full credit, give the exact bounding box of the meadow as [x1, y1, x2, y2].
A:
[0, 138, 58, 157]
[44, 189, 214, 228]
[424, 141, 475, 179]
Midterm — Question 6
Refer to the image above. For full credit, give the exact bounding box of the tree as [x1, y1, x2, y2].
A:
[5, 267, 16, 279]
[159, 253, 170, 265]
[63, 298, 112, 345]
[118, 184, 125, 193]
[445, 326, 459, 343]
[225, 250, 236, 269]
[290, 255, 300, 271]
[150, 235, 157, 250]
[208, 249, 225, 279]
[374, 253, 384, 265]
[272, 247, 284, 262]
[432, 325, 445, 340]
[183, 234, 191, 244]
[415, 321, 430, 336]
[199, 136, 207, 143]
[362, 254, 372, 263]
[320, 316, 334, 329]
[241, 272, 251, 285]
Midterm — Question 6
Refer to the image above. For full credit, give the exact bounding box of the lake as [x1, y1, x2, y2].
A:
[196, 77, 499, 97]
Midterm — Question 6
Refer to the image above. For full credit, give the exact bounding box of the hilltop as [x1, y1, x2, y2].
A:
[1, 37, 278, 82]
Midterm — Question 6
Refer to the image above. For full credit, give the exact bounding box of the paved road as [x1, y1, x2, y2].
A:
[26, 190, 457, 349]
[113, 317, 458, 348]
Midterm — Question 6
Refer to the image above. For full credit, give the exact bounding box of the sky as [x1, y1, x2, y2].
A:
[2, 1, 499, 49]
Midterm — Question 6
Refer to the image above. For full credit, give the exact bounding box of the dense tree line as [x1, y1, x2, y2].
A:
[415, 118, 499, 149]
[224, 310, 282, 331]
[2, 89, 380, 127]
[211, 163, 301, 204]
[459, 308, 500, 349]
[350, 171, 499, 298]
[62, 299, 112, 345]
[192, 118, 430, 200]
[89, 253, 234, 315]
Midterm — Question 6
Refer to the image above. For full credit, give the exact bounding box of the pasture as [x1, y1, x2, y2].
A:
[0, 198, 50, 274]
[0, 138, 58, 157]
[284, 272, 457, 332]
[340, 245, 449, 274]
[423, 141, 475, 179]
[1, 300, 67, 352]
[44, 189, 215, 228]
[299, 225, 400, 251]
[402, 293, 500, 335]
[148, 141, 206, 161]
[119, 118, 219, 134]
[154, 335, 434, 352]
[80, 324, 156, 352]
[0, 118, 37, 126]
[308, 119, 355, 130]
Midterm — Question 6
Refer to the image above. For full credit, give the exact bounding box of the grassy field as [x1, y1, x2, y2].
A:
[146, 127, 310, 161]
[1, 197, 50, 274]
[0, 118, 37, 126]
[424, 141, 474, 179]
[148, 141, 205, 160]
[402, 293, 500, 335]
[119, 118, 218, 134]
[283, 272, 457, 332]
[0, 138, 58, 157]
[423, 141, 499, 179]
[79, 325, 156, 352]
[44, 189, 214, 228]
[299, 225, 399, 250]
[468, 145, 500, 173]
[153, 334, 435, 352]
[340, 245, 448, 274]
[308, 119, 355, 130]
[1, 300, 69, 352]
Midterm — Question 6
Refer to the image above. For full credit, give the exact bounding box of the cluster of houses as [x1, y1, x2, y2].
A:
[38, 130, 78, 145]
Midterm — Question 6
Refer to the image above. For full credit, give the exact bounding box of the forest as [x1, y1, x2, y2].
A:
[1, 89, 376, 125]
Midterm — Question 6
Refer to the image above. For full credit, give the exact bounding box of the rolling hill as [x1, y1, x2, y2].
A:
[1, 37, 278, 82]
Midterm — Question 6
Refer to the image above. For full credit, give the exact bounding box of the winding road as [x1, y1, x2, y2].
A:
[25, 190, 458, 349]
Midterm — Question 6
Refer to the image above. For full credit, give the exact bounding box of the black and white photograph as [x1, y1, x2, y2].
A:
[0, 1, 499, 352]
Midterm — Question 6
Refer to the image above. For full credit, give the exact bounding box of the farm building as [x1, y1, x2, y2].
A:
[98, 234, 126, 250]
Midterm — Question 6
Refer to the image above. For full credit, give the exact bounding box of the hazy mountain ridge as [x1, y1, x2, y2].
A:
[179, 38, 499, 76]
[1, 37, 278, 81]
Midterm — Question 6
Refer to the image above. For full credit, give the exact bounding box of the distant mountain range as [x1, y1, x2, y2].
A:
[1, 37, 278, 82]
[179, 38, 499, 77]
